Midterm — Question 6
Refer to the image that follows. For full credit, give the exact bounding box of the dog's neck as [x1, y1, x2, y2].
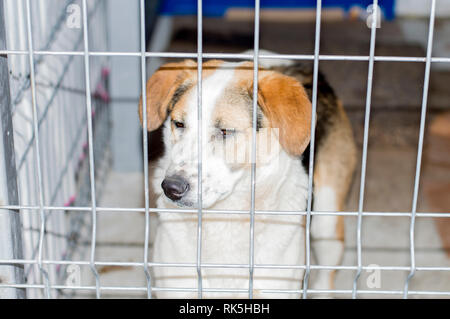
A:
[212, 150, 309, 212]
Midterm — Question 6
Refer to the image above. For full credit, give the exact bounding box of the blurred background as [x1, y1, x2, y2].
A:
[1, 0, 449, 298]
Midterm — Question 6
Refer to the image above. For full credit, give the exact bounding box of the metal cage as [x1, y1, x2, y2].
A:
[0, 0, 449, 299]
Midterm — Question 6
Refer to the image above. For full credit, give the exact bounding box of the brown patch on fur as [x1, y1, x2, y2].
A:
[329, 270, 337, 290]
[271, 64, 356, 207]
[170, 88, 192, 124]
[202, 59, 225, 71]
[98, 265, 133, 274]
[232, 62, 312, 156]
[335, 215, 345, 242]
[139, 60, 196, 131]
[257, 72, 312, 156]
[139, 60, 225, 132]
[313, 102, 357, 213]
[273, 62, 356, 244]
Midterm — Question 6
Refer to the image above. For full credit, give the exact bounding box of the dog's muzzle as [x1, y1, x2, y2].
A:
[161, 175, 190, 201]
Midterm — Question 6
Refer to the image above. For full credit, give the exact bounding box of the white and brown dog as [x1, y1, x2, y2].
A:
[139, 51, 356, 298]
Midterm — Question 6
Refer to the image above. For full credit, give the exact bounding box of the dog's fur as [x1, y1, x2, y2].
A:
[139, 51, 356, 298]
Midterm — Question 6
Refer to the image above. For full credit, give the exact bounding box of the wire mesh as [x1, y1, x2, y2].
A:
[1, 0, 110, 299]
[0, 0, 449, 299]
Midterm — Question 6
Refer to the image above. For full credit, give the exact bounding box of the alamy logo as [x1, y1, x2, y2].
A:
[66, 4, 81, 29]
[65, 264, 81, 287]
[366, 264, 381, 289]
[366, 4, 381, 29]
[173, 127, 280, 166]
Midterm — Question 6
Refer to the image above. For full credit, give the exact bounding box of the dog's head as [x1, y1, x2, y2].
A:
[139, 60, 311, 208]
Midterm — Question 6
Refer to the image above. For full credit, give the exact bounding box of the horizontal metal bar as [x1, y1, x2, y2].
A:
[1, 204, 450, 217]
[0, 282, 448, 296]
[259, 289, 450, 296]
[0, 259, 449, 272]
[1, 50, 450, 63]
[0, 283, 247, 293]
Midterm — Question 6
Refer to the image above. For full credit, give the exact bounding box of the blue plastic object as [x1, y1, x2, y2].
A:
[159, 0, 395, 20]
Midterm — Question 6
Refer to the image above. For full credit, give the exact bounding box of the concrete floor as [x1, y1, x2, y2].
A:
[78, 17, 450, 298]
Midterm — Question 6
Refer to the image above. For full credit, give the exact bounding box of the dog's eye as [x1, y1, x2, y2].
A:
[173, 121, 185, 128]
[220, 128, 235, 137]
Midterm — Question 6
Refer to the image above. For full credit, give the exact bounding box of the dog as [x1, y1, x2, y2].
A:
[139, 51, 356, 298]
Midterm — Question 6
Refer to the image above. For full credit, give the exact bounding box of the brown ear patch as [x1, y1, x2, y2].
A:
[256, 72, 312, 156]
[138, 60, 196, 131]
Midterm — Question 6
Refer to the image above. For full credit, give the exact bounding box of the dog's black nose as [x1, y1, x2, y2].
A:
[161, 176, 190, 201]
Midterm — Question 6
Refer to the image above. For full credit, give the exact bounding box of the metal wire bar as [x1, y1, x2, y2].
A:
[21, 107, 104, 288]
[23, 163, 37, 285]
[16, 1, 102, 171]
[5, 0, 107, 298]
[1, 204, 450, 217]
[0, 0, 25, 297]
[139, 0, 152, 299]
[24, 0, 51, 299]
[352, 0, 378, 299]
[81, 0, 101, 299]
[11, 0, 72, 108]
[302, 0, 322, 299]
[1, 282, 449, 297]
[2, 50, 450, 64]
[22, 112, 87, 270]
[48, 116, 86, 205]
[196, 0, 204, 299]
[403, 0, 436, 299]
[2, 259, 450, 272]
[1, 0, 449, 299]
[11, 0, 102, 118]
[248, 0, 260, 300]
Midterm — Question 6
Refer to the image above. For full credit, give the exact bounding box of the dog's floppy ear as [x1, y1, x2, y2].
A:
[139, 60, 195, 131]
[257, 72, 312, 156]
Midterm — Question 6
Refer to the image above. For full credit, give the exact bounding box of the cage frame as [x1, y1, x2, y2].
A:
[0, 0, 449, 299]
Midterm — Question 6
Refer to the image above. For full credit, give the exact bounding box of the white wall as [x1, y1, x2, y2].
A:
[396, 0, 450, 17]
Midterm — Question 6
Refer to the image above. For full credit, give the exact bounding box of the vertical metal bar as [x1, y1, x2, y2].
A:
[43, 86, 57, 288]
[248, 0, 260, 300]
[403, 0, 436, 299]
[140, 0, 152, 299]
[81, 0, 101, 299]
[196, 0, 203, 299]
[31, 122, 42, 298]
[352, 0, 378, 299]
[302, 0, 322, 299]
[24, 163, 37, 297]
[48, 101, 61, 285]
[0, 0, 25, 298]
[21, 135, 37, 297]
[24, 0, 51, 299]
